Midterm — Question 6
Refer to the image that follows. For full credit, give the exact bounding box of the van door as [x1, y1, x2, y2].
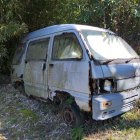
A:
[23, 38, 50, 98]
[48, 31, 90, 103]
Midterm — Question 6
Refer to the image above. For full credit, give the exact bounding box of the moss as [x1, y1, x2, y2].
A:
[20, 109, 38, 121]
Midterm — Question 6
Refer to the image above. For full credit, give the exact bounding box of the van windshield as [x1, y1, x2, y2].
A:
[81, 30, 139, 61]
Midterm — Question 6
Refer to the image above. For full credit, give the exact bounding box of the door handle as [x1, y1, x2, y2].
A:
[49, 63, 54, 67]
[25, 60, 28, 64]
[42, 63, 46, 71]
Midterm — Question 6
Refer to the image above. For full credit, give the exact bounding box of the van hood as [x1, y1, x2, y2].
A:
[101, 62, 140, 91]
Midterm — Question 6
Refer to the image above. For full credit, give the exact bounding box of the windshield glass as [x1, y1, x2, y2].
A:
[81, 30, 139, 61]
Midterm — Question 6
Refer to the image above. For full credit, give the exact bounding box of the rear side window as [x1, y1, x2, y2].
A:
[12, 44, 25, 65]
[26, 38, 50, 60]
[52, 33, 82, 60]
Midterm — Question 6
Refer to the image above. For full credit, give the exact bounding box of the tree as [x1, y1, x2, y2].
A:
[78, 0, 140, 44]
[0, 0, 28, 73]
[0, 0, 139, 74]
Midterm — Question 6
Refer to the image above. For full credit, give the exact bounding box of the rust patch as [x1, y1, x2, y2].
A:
[88, 61, 94, 112]
[55, 90, 71, 100]
[89, 61, 94, 94]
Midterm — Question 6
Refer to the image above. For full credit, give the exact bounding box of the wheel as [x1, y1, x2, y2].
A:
[14, 81, 25, 95]
[62, 99, 83, 127]
[53, 93, 83, 126]
[13, 81, 20, 89]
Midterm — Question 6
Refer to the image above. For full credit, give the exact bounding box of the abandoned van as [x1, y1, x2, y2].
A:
[11, 24, 140, 125]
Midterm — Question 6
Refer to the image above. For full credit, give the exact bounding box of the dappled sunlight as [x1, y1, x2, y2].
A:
[0, 121, 7, 140]
[81, 30, 139, 61]
[82, 107, 140, 140]
[0, 134, 7, 140]
[87, 35, 132, 59]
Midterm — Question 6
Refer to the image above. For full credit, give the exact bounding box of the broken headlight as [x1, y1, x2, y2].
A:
[98, 78, 116, 93]
[104, 80, 112, 92]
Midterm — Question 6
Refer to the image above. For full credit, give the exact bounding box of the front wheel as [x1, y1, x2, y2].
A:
[62, 99, 83, 127]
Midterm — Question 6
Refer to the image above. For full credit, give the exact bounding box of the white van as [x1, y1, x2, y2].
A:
[11, 24, 140, 125]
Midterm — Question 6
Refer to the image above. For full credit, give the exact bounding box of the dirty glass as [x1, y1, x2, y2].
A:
[12, 44, 25, 65]
[52, 33, 82, 60]
[81, 30, 139, 60]
[26, 38, 49, 60]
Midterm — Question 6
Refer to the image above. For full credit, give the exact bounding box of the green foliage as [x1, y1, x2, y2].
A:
[20, 109, 38, 121]
[65, 96, 74, 105]
[0, 23, 28, 42]
[0, 0, 28, 73]
[0, 45, 7, 58]
[0, 0, 139, 74]
[79, 0, 140, 36]
[71, 126, 84, 140]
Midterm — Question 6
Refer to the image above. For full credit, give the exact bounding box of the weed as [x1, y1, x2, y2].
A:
[20, 109, 38, 121]
[65, 96, 74, 105]
[71, 126, 84, 140]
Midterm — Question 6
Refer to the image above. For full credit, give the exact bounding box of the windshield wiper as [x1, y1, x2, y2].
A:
[125, 57, 140, 63]
[101, 59, 114, 64]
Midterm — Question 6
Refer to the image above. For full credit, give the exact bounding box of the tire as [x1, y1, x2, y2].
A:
[14, 81, 25, 95]
[62, 98, 83, 127]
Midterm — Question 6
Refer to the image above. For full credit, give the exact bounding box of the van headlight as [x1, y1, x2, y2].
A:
[102, 79, 116, 93]
[104, 80, 112, 92]
[96, 78, 117, 94]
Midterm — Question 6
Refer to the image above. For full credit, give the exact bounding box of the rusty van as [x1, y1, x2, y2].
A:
[11, 24, 140, 125]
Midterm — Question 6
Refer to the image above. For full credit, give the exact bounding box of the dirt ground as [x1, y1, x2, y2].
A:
[0, 84, 72, 140]
[0, 76, 140, 140]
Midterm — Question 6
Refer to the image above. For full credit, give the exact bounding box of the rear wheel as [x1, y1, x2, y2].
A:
[13, 81, 25, 95]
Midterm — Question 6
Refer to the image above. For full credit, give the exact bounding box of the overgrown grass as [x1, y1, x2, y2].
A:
[0, 85, 139, 140]
[82, 108, 140, 140]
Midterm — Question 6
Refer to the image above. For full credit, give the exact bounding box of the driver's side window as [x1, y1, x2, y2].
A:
[52, 33, 82, 60]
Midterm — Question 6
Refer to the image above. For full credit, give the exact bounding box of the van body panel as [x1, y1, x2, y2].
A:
[101, 63, 140, 79]
[22, 24, 110, 43]
[90, 61, 104, 79]
[101, 62, 140, 91]
[23, 37, 50, 99]
[11, 61, 25, 82]
[92, 87, 140, 120]
[24, 61, 48, 98]
[50, 89, 91, 111]
[48, 61, 90, 94]
[47, 30, 91, 111]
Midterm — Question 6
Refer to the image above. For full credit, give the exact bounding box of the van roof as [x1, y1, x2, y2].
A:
[23, 24, 113, 43]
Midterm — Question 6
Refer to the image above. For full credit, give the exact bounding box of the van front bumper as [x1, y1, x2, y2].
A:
[92, 87, 140, 120]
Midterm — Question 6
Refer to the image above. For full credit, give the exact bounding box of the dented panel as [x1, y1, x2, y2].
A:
[92, 87, 140, 120]
[101, 62, 140, 91]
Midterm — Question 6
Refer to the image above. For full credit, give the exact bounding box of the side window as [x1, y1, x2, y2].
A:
[52, 33, 82, 60]
[12, 43, 25, 65]
[26, 38, 50, 60]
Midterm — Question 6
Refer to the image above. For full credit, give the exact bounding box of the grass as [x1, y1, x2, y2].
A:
[80, 100, 140, 140]
[0, 85, 139, 140]
[20, 109, 39, 121]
